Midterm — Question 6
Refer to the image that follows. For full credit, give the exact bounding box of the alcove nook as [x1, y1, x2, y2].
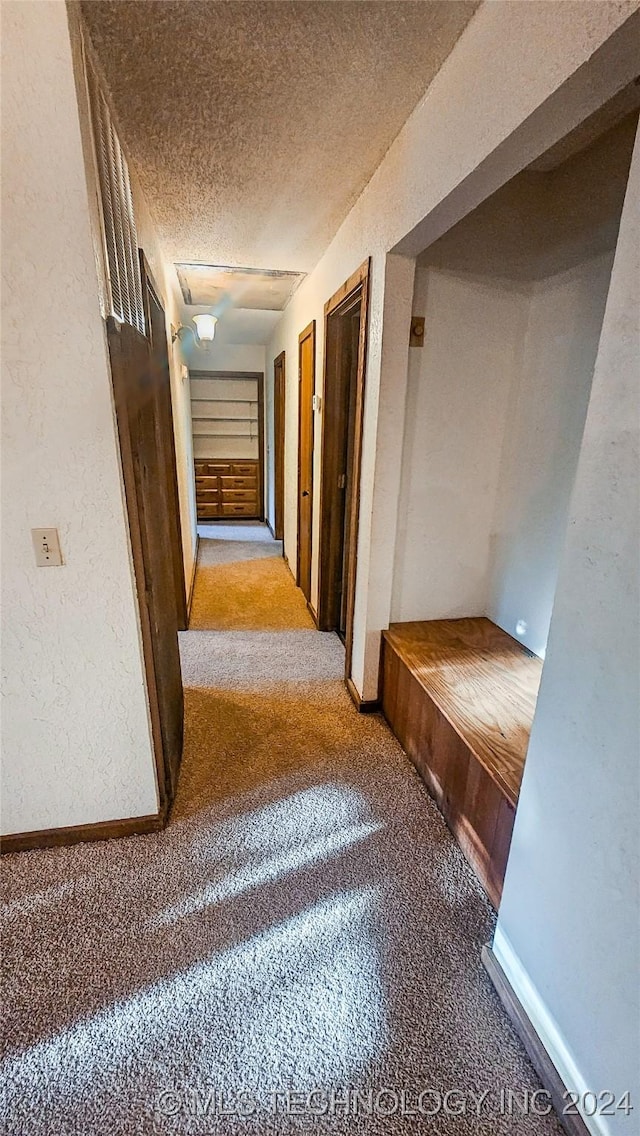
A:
[382, 104, 639, 906]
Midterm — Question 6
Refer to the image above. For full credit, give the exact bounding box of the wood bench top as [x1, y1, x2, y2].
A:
[382, 617, 543, 805]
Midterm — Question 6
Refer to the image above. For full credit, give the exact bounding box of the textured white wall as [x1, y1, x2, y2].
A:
[393, 247, 616, 656]
[182, 341, 266, 375]
[265, 0, 640, 699]
[1, 1, 158, 834]
[391, 267, 528, 624]
[494, 119, 640, 1136]
[488, 252, 614, 655]
[68, 4, 198, 593]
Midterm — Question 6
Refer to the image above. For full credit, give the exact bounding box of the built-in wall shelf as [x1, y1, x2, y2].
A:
[190, 374, 260, 462]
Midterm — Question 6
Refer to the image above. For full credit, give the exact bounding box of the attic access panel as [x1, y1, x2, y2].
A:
[175, 263, 305, 311]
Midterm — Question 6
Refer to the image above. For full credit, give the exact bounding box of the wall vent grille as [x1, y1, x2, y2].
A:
[85, 54, 144, 335]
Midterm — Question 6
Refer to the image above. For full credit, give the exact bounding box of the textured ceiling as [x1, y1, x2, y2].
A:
[81, 0, 478, 274]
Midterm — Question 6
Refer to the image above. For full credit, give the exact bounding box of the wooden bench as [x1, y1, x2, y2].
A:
[381, 617, 542, 907]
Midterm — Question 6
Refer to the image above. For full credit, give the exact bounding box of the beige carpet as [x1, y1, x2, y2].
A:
[0, 529, 563, 1135]
[189, 535, 314, 631]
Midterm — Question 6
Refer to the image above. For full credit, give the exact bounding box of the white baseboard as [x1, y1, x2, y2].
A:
[492, 927, 609, 1136]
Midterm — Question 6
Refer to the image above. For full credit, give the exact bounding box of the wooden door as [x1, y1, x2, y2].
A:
[106, 317, 184, 808]
[317, 260, 370, 681]
[297, 322, 315, 600]
[273, 351, 286, 542]
[140, 253, 188, 630]
[338, 308, 362, 639]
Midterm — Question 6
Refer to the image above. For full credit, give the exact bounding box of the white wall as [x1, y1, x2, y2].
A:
[488, 251, 615, 655]
[265, 0, 640, 699]
[391, 267, 528, 623]
[494, 120, 640, 1136]
[69, 6, 198, 593]
[182, 340, 266, 375]
[392, 247, 618, 658]
[388, 111, 636, 655]
[1, 1, 158, 834]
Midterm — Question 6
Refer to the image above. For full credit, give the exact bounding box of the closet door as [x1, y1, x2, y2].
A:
[106, 317, 184, 809]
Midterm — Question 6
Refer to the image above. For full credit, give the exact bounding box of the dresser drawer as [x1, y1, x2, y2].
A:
[195, 461, 232, 477]
[222, 502, 258, 517]
[197, 503, 222, 518]
[230, 462, 258, 477]
[195, 476, 220, 490]
[196, 489, 222, 506]
[221, 488, 257, 503]
[220, 475, 256, 491]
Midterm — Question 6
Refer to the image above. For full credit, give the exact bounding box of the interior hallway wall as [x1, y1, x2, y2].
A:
[264, 0, 640, 699]
[487, 250, 614, 655]
[1, 0, 158, 834]
[392, 243, 617, 659]
[69, 3, 198, 594]
[391, 267, 528, 624]
[494, 118, 640, 1136]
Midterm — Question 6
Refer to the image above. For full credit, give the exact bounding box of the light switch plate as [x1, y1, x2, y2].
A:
[31, 528, 63, 567]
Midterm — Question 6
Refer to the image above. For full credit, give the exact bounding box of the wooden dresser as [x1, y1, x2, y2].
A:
[194, 459, 261, 520]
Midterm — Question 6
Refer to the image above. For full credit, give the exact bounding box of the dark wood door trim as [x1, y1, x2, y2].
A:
[297, 321, 316, 597]
[273, 350, 286, 542]
[317, 259, 371, 682]
[139, 250, 188, 629]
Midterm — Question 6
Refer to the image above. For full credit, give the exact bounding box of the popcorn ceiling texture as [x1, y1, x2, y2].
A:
[1, 534, 563, 1135]
[80, 0, 478, 272]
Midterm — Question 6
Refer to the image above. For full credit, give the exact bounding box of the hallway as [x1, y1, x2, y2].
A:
[1, 529, 562, 1135]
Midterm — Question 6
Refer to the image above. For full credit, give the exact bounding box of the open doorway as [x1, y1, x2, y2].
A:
[316, 261, 370, 683]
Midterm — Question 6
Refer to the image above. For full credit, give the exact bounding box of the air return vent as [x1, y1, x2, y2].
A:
[175, 264, 305, 312]
[85, 42, 145, 334]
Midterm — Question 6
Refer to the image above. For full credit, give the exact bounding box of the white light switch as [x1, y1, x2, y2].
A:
[31, 528, 63, 567]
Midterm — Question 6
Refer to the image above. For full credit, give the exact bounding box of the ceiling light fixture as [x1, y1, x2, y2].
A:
[172, 313, 218, 345]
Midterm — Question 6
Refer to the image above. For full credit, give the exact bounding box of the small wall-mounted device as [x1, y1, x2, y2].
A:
[31, 528, 63, 567]
[180, 364, 189, 382]
[312, 394, 322, 412]
[410, 315, 425, 347]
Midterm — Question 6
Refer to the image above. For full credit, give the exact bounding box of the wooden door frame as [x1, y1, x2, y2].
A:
[296, 320, 316, 593]
[139, 250, 188, 629]
[273, 350, 286, 542]
[189, 369, 265, 519]
[317, 259, 371, 681]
